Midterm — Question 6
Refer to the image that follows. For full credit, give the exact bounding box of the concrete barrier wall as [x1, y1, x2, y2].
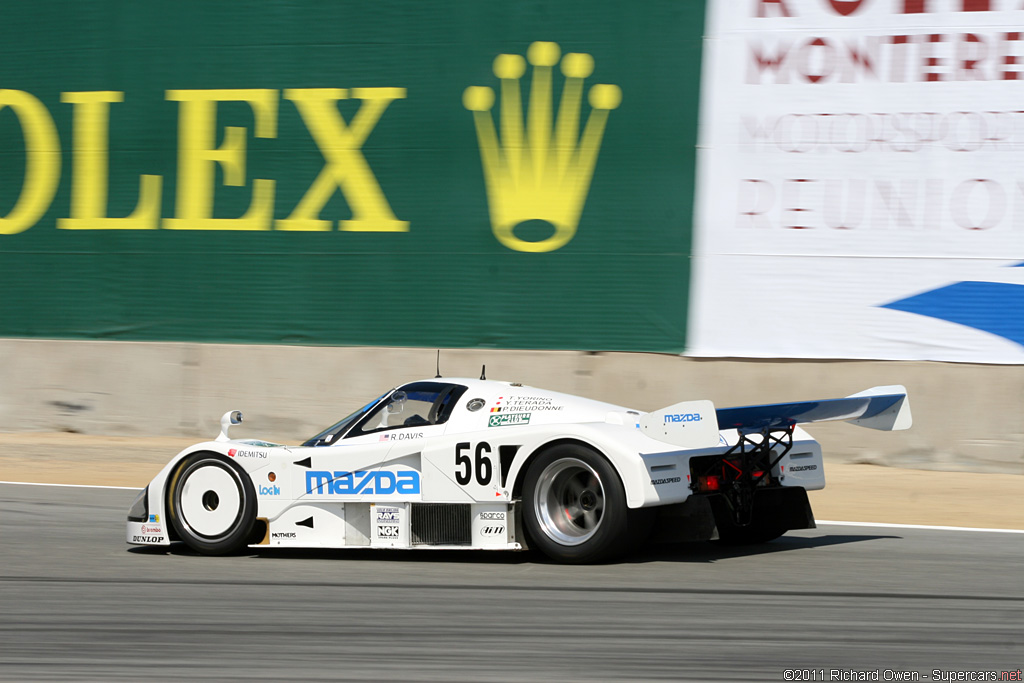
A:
[1, 339, 1020, 474]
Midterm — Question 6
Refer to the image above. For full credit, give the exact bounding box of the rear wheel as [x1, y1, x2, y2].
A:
[522, 445, 633, 564]
[167, 452, 256, 555]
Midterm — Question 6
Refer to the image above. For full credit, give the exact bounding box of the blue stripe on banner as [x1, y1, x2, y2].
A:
[882, 281, 1024, 348]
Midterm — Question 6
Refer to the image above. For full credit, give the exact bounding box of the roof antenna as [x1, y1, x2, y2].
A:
[435, 350, 442, 378]
[480, 364, 486, 381]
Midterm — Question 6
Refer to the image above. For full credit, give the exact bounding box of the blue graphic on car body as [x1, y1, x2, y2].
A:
[305, 469, 420, 495]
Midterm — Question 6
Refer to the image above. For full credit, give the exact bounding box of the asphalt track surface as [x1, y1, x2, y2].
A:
[1, 484, 1021, 682]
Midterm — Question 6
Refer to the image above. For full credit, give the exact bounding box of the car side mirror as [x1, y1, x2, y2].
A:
[387, 391, 407, 414]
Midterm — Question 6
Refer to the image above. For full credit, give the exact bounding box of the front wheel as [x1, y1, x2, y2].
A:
[167, 452, 256, 555]
[522, 445, 634, 564]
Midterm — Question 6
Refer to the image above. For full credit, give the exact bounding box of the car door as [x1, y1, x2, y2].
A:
[302, 382, 465, 502]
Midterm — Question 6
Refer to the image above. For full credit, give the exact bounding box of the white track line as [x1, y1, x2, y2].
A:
[0, 480, 140, 491]
[1, 482, 1021, 534]
[817, 520, 1024, 534]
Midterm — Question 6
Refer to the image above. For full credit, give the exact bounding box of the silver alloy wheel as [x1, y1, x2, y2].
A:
[533, 457, 606, 546]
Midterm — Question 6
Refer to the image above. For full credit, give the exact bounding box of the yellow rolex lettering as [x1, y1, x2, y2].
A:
[277, 87, 408, 232]
[0, 90, 60, 236]
[163, 89, 277, 230]
[58, 91, 162, 230]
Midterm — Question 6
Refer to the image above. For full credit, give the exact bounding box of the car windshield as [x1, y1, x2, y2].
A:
[302, 392, 390, 447]
[347, 382, 465, 437]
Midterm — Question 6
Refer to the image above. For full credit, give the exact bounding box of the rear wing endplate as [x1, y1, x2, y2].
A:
[639, 400, 720, 449]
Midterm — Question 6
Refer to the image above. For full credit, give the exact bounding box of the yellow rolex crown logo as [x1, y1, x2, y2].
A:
[464, 41, 621, 252]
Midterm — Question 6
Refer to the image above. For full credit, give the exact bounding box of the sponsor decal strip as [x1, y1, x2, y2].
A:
[664, 413, 702, 423]
[487, 413, 530, 428]
[228, 448, 267, 459]
[131, 535, 164, 543]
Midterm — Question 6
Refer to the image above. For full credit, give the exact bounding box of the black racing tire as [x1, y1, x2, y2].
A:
[166, 452, 257, 555]
[521, 444, 635, 564]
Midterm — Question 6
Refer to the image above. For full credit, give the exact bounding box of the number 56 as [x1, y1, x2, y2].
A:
[455, 442, 493, 486]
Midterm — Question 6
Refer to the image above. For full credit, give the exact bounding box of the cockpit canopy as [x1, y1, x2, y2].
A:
[302, 381, 467, 447]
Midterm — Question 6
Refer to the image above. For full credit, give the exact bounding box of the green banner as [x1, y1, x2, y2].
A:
[0, 1, 704, 352]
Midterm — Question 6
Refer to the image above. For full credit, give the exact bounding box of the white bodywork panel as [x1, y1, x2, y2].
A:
[847, 385, 912, 431]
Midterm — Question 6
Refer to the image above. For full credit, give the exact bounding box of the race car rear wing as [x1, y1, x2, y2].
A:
[714, 385, 911, 433]
[640, 386, 910, 448]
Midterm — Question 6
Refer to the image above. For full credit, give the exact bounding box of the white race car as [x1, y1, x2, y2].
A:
[127, 376, 911, 563]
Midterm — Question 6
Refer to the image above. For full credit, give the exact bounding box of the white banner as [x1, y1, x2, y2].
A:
[691, 0, 1024, 362]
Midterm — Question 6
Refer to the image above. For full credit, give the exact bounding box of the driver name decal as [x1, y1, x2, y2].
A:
[490, 395, 564, 414]
[378, 431, 424, 442]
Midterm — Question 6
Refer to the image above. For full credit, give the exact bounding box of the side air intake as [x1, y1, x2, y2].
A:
[411, 504, 471, 546]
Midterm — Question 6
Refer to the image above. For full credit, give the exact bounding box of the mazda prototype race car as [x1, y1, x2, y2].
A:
[127, 377, 911, 563]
